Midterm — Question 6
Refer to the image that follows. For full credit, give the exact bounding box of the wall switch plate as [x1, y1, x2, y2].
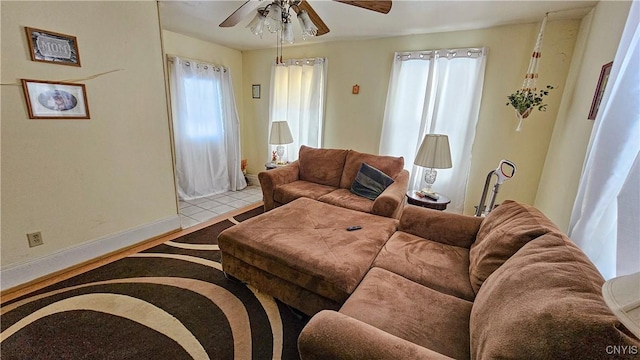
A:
[27, 231, 44, 247]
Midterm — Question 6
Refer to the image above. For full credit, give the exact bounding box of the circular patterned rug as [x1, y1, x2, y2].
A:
[1, 205, 309, 360]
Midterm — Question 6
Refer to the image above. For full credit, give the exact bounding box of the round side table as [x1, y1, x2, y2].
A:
[406, 191, 451, 211]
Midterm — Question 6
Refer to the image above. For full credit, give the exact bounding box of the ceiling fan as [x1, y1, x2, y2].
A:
[219, 0, 392, 37]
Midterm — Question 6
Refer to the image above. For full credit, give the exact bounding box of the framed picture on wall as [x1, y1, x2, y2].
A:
[25, 27, 81, 67]
[21, 79, 90, 119]
[588, 61, 613, 120]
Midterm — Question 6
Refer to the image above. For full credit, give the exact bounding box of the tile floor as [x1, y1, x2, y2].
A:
[178, 185, 263, 228]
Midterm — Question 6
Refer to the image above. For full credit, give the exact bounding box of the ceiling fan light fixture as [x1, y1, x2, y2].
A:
[266, 4, 283, 32]
[246, 11, 266, 37]
[297, 10, 317, 38]
[282, 21, 295, 44]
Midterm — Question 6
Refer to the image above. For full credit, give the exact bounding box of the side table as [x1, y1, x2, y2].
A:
[406, 191, 451, 211]
[265, 162, 290, 170]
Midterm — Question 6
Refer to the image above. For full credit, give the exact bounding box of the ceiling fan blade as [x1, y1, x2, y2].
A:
[219, 0, 260, 27]
[297, 0, 330, 36]
[334, 1, 392, 14]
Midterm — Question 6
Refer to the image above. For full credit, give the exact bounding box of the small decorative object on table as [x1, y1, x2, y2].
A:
[415, 189, 440, 200]
[406, 190, 450, 211]
[265, 162, 289, 170]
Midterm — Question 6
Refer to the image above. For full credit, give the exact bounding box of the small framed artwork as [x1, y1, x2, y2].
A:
[21, 79, 90, 119]
[588, 61, 613, 120]
[252, 84, 261, 99]
[25, 27, 81, 67]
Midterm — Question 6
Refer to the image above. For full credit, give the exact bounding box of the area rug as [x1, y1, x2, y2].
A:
[0, 205, 309, 360]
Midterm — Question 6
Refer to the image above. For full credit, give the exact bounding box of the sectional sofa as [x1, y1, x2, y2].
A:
[297, 200, 640, 359]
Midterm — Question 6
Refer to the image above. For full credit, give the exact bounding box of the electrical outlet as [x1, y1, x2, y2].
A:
[27, 232, 44, 247]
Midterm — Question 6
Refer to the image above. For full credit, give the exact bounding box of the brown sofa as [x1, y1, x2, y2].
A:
[298, 200, 640, 359]
[258, 145, 409, 218]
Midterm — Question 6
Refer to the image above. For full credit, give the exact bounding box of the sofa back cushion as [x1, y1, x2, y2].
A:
[470, 232, 640, 359]
[339, 150, 404, 189]
[469, 200, 559, 294]
[298, 145, 348, 188]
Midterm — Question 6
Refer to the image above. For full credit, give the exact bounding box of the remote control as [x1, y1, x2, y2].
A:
[346, 226, 362, 231]
[424, 192, 440, 200]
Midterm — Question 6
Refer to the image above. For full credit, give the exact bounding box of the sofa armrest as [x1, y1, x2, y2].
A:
[298, 310, 453, 360]
[258, 161, 300, 211]
[399, 205, 483, 248]
[372, 169, 409, 219]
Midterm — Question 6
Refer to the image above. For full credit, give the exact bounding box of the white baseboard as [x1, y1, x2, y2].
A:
[246, 173, 259, 186]
[0, 215, 181, 292]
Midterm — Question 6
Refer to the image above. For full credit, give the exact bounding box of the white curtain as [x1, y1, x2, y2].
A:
[169, 56, 246, 200]
[379, 48, 487, 213]
[269, 58, 327, 162]
[568, 2, 640, 280]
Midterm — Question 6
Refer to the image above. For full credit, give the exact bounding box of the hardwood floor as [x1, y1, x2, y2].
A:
[0, 201, 263, 304]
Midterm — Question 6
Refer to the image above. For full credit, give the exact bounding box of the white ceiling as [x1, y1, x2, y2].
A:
[158, 0, 597, 51]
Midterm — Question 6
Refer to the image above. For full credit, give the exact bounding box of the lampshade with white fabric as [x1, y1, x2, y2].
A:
[414, 134, 452, 192]
[269, 121, 294, 164]
[602, 271, 640, 338]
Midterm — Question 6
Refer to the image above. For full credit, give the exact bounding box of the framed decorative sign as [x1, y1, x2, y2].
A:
[588, 61, 613, 120]
[25, 27, 81, 67]
[21, 79, 90, 119]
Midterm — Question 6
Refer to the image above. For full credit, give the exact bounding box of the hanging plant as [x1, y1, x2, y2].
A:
[506, 85, 555, 114]
[506, 85, 554, 131]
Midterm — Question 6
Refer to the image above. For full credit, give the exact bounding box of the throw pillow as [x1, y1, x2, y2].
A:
[350, 163, 395, 201]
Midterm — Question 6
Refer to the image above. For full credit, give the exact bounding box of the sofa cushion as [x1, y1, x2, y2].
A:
[469, 200, 560, 294]
[470, 232, 640, 359]
[341, 267, 473, 360]
[339, 150, 404, 189]
[399, 205, 483, 249]
[273, 180, 335, 204]
[373, 231, 475, 301]
[350, 162, 395, 200]
[317, 189, 373, 214]
[298, 145, 348, 188]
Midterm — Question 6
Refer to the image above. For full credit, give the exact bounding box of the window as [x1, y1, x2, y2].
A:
[169, 57, 246, 200]
[182, 77, 223, 140]
[379, 48, 488, 213]
[269, 57, 327, 162]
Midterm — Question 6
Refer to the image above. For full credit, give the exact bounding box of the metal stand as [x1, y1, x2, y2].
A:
[475, 160, 516, 217]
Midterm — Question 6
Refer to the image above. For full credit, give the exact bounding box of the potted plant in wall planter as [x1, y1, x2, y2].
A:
[506, 85, 554, 131]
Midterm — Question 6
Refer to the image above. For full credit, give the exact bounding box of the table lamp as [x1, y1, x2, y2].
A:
[269, 121, 293, 164]
[414, 134, 452, 193]
[602, 271, 640, 339]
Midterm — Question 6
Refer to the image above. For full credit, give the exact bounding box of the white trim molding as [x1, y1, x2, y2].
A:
[0, 215, 181, 291]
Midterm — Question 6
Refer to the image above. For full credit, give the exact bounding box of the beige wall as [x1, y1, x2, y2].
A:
[242, 20, 581, 215]
[535, 1, 632, 231]
[1, 2, 176, 267]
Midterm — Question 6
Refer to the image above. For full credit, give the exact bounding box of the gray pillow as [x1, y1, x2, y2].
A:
[350, 163, 395, 200]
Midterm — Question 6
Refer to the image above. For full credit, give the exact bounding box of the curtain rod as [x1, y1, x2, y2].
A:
[396, 47, 487, 61]
[166, 55, 228, 72]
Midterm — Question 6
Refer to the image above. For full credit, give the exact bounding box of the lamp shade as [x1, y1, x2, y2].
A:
[602, 272, 640, 338]
[269, 121, 294, 145]
[414, 134, 452, 169]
